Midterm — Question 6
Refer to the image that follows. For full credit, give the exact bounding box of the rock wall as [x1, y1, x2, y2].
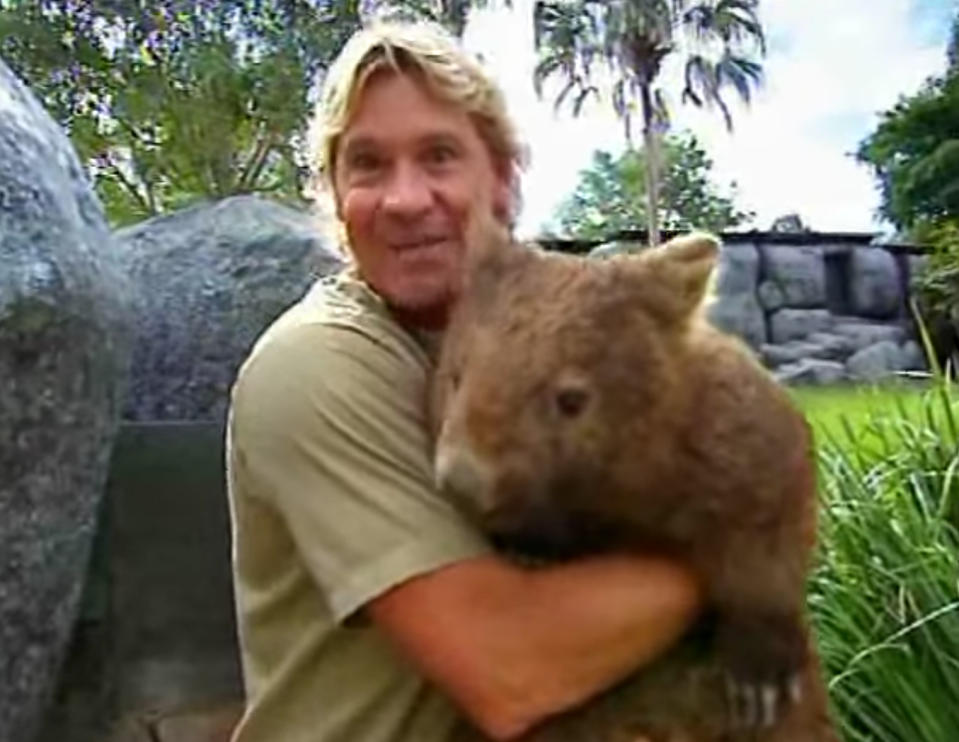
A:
[591, 236, 928, 384]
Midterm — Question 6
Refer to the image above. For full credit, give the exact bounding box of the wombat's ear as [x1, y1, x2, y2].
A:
[461, 208, 521, 302]
[464, 207, 512, 267]
[640, 232, 720, 321]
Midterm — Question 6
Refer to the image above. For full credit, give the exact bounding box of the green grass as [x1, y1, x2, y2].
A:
[791, 378, 959, 741]
[789, 380, 931, 440]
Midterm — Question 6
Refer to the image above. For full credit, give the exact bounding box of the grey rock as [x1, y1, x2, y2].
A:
[708, 293, 766, 349]
[758, 245, 826, 309]
[805, 332, 855, 360]
[760, 332, 853, 368]
[760, 333, 852, 367]
[845, 340, 907, 382]
[761, 341, 823, 367]
[768, 309, 833, 344]
[756, 280, 787, 312]
[707, 244, 766, 348]
[775, 359, 846, 386]
[117, 195, 343, 421]
[848, 247, 902, 319]
[712, 244, 759, 295]
[900, 340, 927, 371]
[831, 319, 907, 352]
[0, 60, 133, 742]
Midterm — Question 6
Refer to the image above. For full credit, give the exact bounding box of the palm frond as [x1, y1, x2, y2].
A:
[573, 82, 600, 115]
[682, 0, 766, 54]
[716, 50, 763, 104]
[682, 53, 711, 105]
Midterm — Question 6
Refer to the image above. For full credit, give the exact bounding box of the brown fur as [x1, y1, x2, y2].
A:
[430, 221, 839, 742]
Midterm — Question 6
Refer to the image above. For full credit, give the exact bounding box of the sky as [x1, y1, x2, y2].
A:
[458, 0, 956, 238]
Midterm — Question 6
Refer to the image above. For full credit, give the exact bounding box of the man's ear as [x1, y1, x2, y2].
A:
[617, 232, 720, 322]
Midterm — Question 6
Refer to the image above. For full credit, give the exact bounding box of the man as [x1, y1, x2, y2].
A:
[225, 21, 702, 742]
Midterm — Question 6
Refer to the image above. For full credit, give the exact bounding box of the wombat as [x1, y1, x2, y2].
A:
[429, 221, 838, 742]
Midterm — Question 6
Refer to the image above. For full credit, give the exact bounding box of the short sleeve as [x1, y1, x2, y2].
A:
[230, 321, 492, 624]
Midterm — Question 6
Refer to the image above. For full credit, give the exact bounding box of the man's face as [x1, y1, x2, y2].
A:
[333, 71, 511, 320]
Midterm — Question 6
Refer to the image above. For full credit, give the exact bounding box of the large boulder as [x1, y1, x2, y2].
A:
[805, 332, 856, 361]
[848, 246, 902, 319]
[757, 245, 826, 310]
[768, 308, 833, 344]
[900, 340, 927, 371]
[0, 60, 132, 742]
[759, 334, 851, 368]
[831, 318, 907, 352]
[775, 359, 846, 386]
[706, 244, 766, 348]
[845, 340, 907, 382]
[117, 195, 343, 421]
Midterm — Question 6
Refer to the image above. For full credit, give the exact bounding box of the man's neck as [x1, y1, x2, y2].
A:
[389, 303, 450, 332]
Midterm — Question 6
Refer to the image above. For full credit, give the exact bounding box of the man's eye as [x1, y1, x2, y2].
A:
[425, 145, 458, 165]
[349, 152, 383, 171]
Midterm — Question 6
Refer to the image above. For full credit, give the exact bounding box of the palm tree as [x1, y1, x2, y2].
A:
[532, 0, 766, 245]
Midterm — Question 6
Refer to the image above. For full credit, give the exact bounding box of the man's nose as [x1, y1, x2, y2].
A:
[381, 161, 433, 219]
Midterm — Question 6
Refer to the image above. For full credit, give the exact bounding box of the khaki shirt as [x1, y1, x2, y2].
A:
[226, 268, 491, 742]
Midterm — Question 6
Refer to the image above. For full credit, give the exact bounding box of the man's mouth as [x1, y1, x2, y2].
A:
[391, 236, 450, 251]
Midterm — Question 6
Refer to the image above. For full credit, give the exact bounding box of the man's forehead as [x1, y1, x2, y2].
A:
[340, 126, 472, 152]
[339, 72, 478, 146]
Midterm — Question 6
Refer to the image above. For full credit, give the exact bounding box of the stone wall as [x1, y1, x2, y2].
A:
[588, 233, 929, 385]
[37, 422, 242, 742]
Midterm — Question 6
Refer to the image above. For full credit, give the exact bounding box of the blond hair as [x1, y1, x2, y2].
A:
[306, 21, 527, 228]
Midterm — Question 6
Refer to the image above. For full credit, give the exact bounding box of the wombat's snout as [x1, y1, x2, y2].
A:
[434, 443, 493, 517]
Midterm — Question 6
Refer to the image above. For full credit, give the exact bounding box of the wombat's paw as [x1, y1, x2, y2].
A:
[723, 670, 802, 728]
[718, 617, 807, 728]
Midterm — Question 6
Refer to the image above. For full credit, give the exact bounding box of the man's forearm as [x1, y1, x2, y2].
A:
[368, 552, 703, 739]
[480, 554, 703, 734]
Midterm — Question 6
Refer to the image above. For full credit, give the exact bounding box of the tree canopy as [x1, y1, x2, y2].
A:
[857, 20, 959, 363]
[0, 0, 487, 226]
[554, 132, 754, 239]
[0, 0, 368, 224]
[856, 32, 959, 233]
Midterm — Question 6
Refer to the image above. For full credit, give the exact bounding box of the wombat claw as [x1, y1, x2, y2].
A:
[725, 673, 803, 728]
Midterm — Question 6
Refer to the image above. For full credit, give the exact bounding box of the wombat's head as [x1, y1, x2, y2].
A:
[432, 221, 719, 558]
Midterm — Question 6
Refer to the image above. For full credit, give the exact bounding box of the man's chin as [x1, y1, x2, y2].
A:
[385, 283, 457, 330]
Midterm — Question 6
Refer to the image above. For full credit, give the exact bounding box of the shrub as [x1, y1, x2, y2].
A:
[806, 379, 959, 740]
[912, 220, 959, 369]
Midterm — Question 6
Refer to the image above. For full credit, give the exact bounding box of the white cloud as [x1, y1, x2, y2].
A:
[462, 0, 952, 237]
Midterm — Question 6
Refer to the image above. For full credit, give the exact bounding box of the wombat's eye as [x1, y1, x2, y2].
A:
[555, 387, 589, 418]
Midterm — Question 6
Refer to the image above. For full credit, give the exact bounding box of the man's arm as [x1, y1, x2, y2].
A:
[367, 551, 703, 740]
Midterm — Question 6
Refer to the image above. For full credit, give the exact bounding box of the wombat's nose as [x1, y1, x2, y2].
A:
[434, 444, 493, 515]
